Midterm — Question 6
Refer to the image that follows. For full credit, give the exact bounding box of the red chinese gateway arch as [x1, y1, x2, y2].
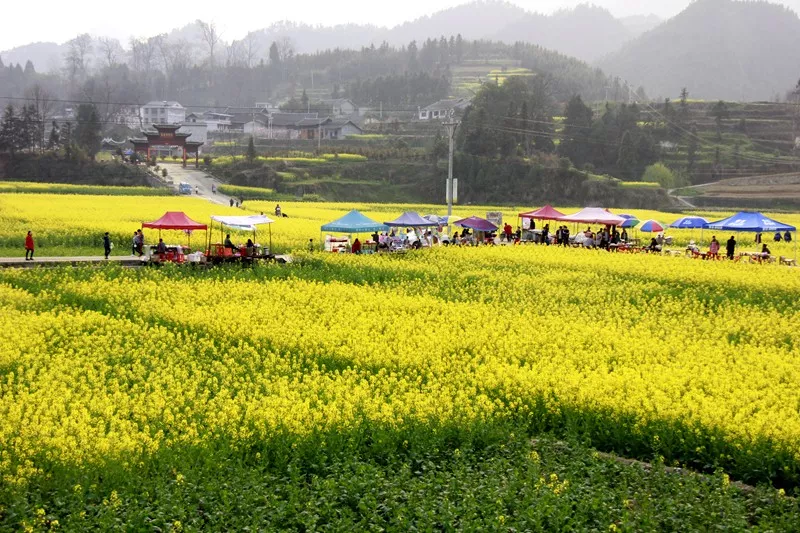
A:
[129, 124, 204, 167]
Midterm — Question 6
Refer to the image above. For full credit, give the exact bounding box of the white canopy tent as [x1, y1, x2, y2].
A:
[210, 214, 275, 252]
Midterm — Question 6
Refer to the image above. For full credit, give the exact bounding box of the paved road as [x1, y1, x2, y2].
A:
[162, 163, 236, 206]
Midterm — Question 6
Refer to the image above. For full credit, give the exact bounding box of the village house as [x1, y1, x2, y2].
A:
[140, 101, 186, 125]
[418, 98, 470, 120]
[319, 98, 358, 117]
[186, 111, 233, 132]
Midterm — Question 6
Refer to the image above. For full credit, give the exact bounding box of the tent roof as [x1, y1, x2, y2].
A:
[456, 215, 498, 232]
[669, 216, 709, 229]
[559, 207, 626, 226]
[321, 210, 387, 233]
[705, 211, 796, 232]
[211, 214, 274, 231]
[519, 205, 565, 220]
[142, 211, 207, 230]
[384, 211, 437, 227]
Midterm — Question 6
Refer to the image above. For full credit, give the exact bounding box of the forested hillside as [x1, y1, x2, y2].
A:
[0, 37, 614, 111]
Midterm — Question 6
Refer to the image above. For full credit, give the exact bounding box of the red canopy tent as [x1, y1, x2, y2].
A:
[142, 211, 208, 231]
[142, 211, 208, 250]
[518, 205, 566, 220]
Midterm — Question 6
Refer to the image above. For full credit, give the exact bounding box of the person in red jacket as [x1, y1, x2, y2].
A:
[24, 231, 34, 260]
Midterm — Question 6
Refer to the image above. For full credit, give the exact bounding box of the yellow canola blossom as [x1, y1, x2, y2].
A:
[1, 193, 798, 256]
[0, 243, 798, 485]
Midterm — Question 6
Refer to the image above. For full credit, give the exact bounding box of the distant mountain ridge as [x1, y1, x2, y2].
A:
[598, 0, 800, 100]
[1, 2, 656, 70]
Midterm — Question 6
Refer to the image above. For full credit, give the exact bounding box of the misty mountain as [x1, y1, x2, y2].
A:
[619, 14, 663, 35]
[494, 4, 633, 62]
[2, 1, 639, 72]
[598, 0, 800, 101]
[0, 42, 62, 72]
[384, 1, 528, 44]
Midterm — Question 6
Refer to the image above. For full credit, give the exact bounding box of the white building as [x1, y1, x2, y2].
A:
[140, 101, 186, 125]
[320, 98, 358, 117]
[178, 122, 208, 153]
[202, 112, 233, 132]
[418, 98, 470, 120]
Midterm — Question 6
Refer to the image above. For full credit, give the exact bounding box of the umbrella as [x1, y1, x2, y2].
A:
[639, 219, 666, 233]
[619, 214, 640, 228]
[456, 216, 498, 232]
[669, 216, 709, 229]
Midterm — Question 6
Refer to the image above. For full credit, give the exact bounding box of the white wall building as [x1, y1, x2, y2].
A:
[140, 101, 186, 125]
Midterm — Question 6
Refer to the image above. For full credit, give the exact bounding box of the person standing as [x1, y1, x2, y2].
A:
[103, 232, 111, 259]
[24, 231, 34, 260]
[709, 236, 720, 256]
[755, 232, 762, 244]
[785, 231, 792, 243]
[132, 231, 138, 255]
[726, 235, 737, 260]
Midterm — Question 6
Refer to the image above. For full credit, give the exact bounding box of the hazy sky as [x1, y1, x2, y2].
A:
[1, 0, 798, 51]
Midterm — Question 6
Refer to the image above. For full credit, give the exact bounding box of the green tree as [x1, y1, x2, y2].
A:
[269, 42, 280, 64]
[678, 87, 690, 129]
[246, 136, 256, 163]
[74, 103, 102, 160]
[616, 131, 638, 180]
[709, 100, 730, 140]
[301, 89, 309, 111]
[0, 104, 22, 158]
[558, 95, 593, 167]
[686, 124, 698, 175]
[642, 162, 676, 188]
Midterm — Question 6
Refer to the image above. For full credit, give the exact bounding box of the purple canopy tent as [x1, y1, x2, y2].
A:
[384, 212, 438, 227]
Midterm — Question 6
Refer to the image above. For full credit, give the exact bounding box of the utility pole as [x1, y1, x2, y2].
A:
[443, 114, 460, 217]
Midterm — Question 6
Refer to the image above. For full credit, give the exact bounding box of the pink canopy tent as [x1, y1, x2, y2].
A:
[518, 205, 566, 220]
[559, 207, 626, 226]
[142, 211, 208, 249]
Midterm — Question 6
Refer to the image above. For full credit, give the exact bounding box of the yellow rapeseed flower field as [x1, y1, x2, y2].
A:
[0, 191, 799, 495]
[1, 192, 797, 257]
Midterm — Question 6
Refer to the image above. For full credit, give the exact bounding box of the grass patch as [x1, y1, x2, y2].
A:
[0, 182, 172, 196]
[217, 184, 277, 201]
[620, 181, 661, 189]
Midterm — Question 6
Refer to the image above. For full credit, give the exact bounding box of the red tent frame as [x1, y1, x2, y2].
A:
[142, 211, 208, 251]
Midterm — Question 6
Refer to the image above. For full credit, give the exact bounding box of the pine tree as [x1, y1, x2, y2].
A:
[616, 131, 638, 180]
[269, 42, 280, 64]
[0, 104, 22, 158]
[678, 88, 690, 128]
[74, 104, 101, 160]
[47, 120, 60, 149]
[558, 95, 593, 167]
[686, 124, 698, 175]
[246, 136, 256, 163]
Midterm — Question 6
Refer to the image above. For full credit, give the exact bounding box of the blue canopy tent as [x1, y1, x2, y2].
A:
[384, 212, 437, 227]
[321, 210, 387, 233]
[705, 211, 796, 259]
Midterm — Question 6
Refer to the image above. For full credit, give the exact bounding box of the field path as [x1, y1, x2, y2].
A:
[162, 163, 235, 206]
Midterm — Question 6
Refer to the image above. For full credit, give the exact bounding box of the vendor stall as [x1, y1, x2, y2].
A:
[141, 212, 208, 262]
[518, 205, 565, 238]
[209, 214, 274, 261]
[384, 212, 437, 250]
[320, 210, 387, 253]
[705, 211, 797, 260]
